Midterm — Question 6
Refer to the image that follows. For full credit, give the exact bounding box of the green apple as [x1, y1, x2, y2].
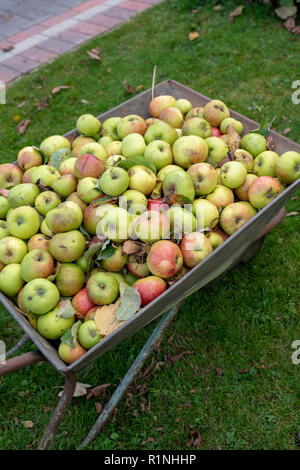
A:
[220, 161, 247, 189]
[86, 272, 119, 305]
[182, 117, 211, 139]
[205, 136, 229, 167]
[59, 157, 77, 176]
[99, 167, 129, 196]
[21, 249, 54, 282]
[241, 133, 267, 158]
[192, 199, 219, 230]
[98, 207, 131, 242]
[275, 151, 300, 184]
[7, 206, 40, 239]
[37, 307, 75, 340]
[101, 116, 122, 140]
[40, 219, 54, 237]
[133, 210, 170, 242]
[119, 190, 148, 215]
[144, 140, 173, 170]
[49, 230, 87, 262]
[78, 142, 107, 161]
[67, 192, 88, 211]
[30, 165, 60, 187]
[0, 220, 9, 240]
[172, 135, 208, 169]
[186, 107, 204, 119]
[105, 141, 122, 157]
[56, 263, 85, 296]
[167, 206, 196, 236]
[83, 203, 116, 235]
[253, 151, 279, 177]
[46, 201, 83, 233]
[220, 117, 243, 135]
[23, 278, 60, 315]
[98, 136, 113, 147]
[144, 121, 178, 146]
[0, 236, 27, 264]
[121, 133, 146, 158]
[40, 135, 71, 161]
[0, 263, 24, 297]
[0, 196, 9, 218]
[234, 149, 254, 172]
[157, 164, 185, 181]
[78, 320, 103, 349]
[187, 162, 218, 196]
[163, 169, 195, 201]
[220, 202, 254, 235]
[206, 184, 235, 209]
[101, 246, 128, 272]
[76, 113, 101, 138]
[128, 165, 157, 195]
[34, 191, 61, 216]
[8, 183, 40, 208]
[77, 177, 102, 204]
[52, 174, 78, 198]
[174, 98, 192, 115]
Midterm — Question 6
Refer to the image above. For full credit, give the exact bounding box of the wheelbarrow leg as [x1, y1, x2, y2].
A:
[78, 303, 182, 449]
[6, 334, 30, 359]
[38, 370, 77, 450]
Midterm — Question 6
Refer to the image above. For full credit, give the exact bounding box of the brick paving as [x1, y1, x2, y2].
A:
[0, 0, 163, 85]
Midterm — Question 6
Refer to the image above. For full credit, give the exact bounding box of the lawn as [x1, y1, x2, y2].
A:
[0, 0, 299, 450]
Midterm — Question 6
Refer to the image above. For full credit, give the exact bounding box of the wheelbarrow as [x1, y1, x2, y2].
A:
[0, 80, 299, 450]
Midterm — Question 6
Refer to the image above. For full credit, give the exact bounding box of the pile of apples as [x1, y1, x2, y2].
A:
[0, 93, 299, 365]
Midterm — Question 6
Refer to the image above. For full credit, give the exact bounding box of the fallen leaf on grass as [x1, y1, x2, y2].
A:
[283, 17, 295, 32]
[14, 417, 19, 425]
[58, 382, 92, 398]
[22, 420, 34, 429]
[87, 46, 101, 61]
[52, 85, 70, 94]
[95, 402, 102, 414]
[275, 6, 297, 20]
[229, 5, 244, 23]
[142, 437, 155, 445]
[214, 5, 222, 11]
[34, 96, 48, 110]
[166, 350, 194, 364]
[87, 383, 111, 400]
[186, 430, 203, 448]
[124, 84, 144, 94]
[215, 367, 223, 376]
[16, 118, 30, 134]
[43, 406, 52, 413]
[283, 127, 291, 135]
[189, 31, 199, 41]
[285, 211, 299, 217]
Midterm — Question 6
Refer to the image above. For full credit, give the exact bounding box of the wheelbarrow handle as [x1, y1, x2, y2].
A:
[0, 350, 45, 377]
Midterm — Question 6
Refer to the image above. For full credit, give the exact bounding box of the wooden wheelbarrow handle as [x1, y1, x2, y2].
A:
[0, 350, 45, 377]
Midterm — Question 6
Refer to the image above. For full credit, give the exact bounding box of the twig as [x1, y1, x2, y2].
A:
[151, 65, 157, 101]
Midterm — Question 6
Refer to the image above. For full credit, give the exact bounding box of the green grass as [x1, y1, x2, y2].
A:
[0, 0, 300, 450]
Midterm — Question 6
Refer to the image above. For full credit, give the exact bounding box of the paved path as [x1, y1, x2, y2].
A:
[0, 0, 161, 84]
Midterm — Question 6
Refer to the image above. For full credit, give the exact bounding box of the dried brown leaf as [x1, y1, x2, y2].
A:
[87, 383, 111, 400]
[124, 84, 144, 94]
[186, 430, 203, 448]
[189, 31, 199, 41]
[52, 85, 70, 94]
[215, 367, 223, 376]
[122, 240, 142, 255]
[226, 124, 241, 154]
[214, 5, 222, 11]
[166, 350, 194, 364]
[22, 420, 34, 429]
[229, 5, 244, 23]
[87, 46, 101, 61]
[95, 402, 102, 414]
[43, 406, 52, 413]
[94, 301, 123, 336]
[283, 17, 295, 32]
[16, 118, 30, 135]
[266, 135, 275, 151]
[283, 127, 291, 135]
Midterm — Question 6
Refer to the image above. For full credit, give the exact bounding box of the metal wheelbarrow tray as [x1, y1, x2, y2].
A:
[0, 80, 299, 448]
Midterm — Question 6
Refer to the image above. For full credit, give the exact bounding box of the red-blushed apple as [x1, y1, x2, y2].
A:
[22, 278, 60, 315]
[248, 176, 281, 209]
[148, 95, 176, 118]
[59, 157, 77, 176]
[134, 276, 166, 306]
[147, 240, 183, 279]
[17, 286, 28, 313]
[159, 107, 183, 128]
[101, 246, 128, 272]
[72, 288, 95, 319]
[187, 162, 218, 196]
[147, 198, 169, 213]
[58, 341, 86, 364]
[145, 117, 159, 128]
[172, 135, 208, 168]
[220, 161, 247, 189]
[204, 100, 230, 126]
[127, 256, 151, 278]
[275, 151, 300, 184]
[20, 249, 55, 282]
[74, 153, 105, 179]
[27, 234, 50, 252]
[23, 167, 35, 184]
[78, 320, 103, 349]
[117, 114, 147, 138]
[179, 232, 212, 268]
[206, 184, 234, 209]
[56, 262, 85, 296]
[182, 117, 211, 139]
[234, 149, 254, 172]
[220, 202, 254, 235]
[52, 174, 78, 198]
[0, 163, 23, 189]
[235, 174, 257, 201]
[133, 210, 170, 242]
[86, 272, 119, 305]
[17, 146, 43, 170]
[83, 203, 116, 235]
[211, 127, 222, 137]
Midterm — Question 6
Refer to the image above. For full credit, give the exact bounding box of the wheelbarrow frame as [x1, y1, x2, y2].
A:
[0, 80, 299, 449]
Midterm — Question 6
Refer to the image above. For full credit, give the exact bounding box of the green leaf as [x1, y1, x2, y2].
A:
[79, 225, 91, 241]
[91, 195, 118, 206]
[61, 320, 82, 348]
[253, 115, 277, 137]
[56, 298, 76, 320]
[115, 287, 141, 322]
[84, 240, 105, 268]
[49, 147, 73, 169]
[97, 242, 116, 261]
[118, 155, 157, 174]
[47, 262, 61, 281]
